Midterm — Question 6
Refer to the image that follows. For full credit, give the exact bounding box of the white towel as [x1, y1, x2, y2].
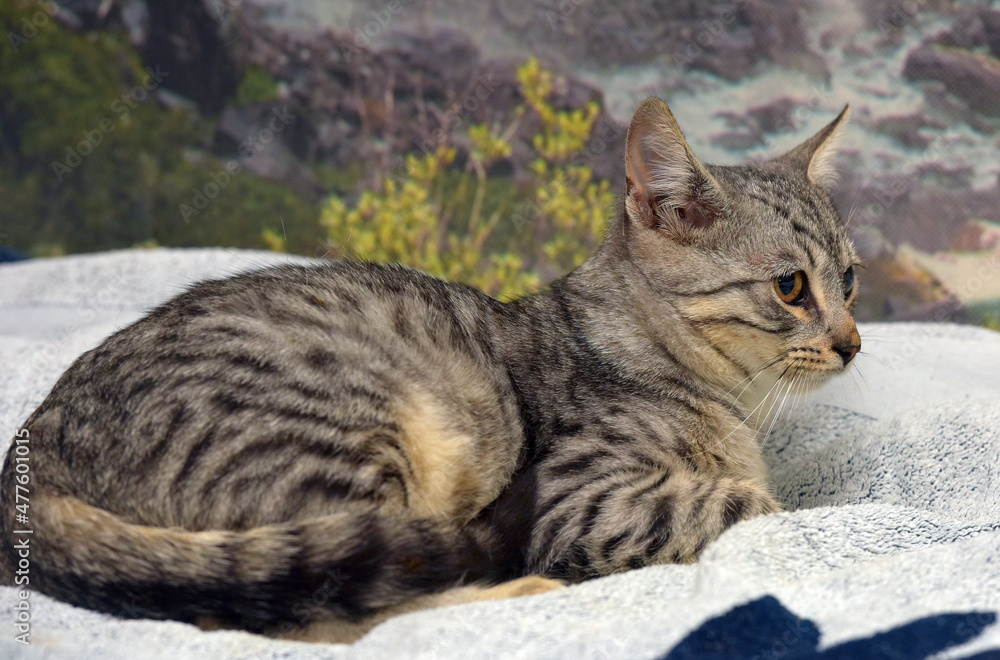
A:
[2, 249, 998, 659]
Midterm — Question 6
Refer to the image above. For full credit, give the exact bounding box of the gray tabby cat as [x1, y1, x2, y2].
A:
[0, 98, 860, 642]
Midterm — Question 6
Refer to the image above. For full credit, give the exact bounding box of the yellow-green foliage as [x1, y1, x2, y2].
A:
[468, 124, 513, 162]
[517, 58, 601, 162]
[321, 58, 614, 299]
[321, 147, 539, 299]
[979, 311, 1000, 333]
[534, 161, 611, 275]
[261, 227, 287, 252]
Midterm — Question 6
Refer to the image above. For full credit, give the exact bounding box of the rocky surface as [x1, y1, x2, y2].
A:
[51, 0, 627, 188]
[951, 220, 1000, 252]
[273, 0, 829, 82]
[44, 0, 1000, 323]
[837, 177, 1000, 255]
[902, 5, 1000, 119]
[58, 0, 240, 112]
[211, 8, 627, 189]
[868, 112, 948, 149]
[904, 44, 1000, 116]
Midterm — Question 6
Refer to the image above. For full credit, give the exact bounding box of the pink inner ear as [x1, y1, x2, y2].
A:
[626, 139, 655, 193]
[632, 186, 716, 232]
[677, 201, 715, 229]
[624, 178, 660, 229]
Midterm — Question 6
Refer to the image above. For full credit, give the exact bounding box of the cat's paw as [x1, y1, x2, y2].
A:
[678, 480, 781, 562]
[723, 480, 782, 522]
[759, 492, 783, 515]
[482, 576, 565, 599]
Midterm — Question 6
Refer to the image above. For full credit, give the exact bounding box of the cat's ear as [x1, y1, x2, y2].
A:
[624, 97, 726, 233]
[775, 105, 850, 188]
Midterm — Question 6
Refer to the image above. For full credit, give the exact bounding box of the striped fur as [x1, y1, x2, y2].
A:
[0, 98, 859, 641]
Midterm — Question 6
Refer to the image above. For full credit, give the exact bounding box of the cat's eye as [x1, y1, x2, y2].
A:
[843, 266, 855, 298]
[774, 271, 806, 305]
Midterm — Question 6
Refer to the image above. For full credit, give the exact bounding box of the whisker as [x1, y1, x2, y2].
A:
[762, 374, 789, 428]
[857, 336, 907, 345]
[855, 351, 885, 367]
[755, 374, 798, 466]
[857, 332, 905, 343]
[693, 363, 792, 457]
[723, 353, 787, 415]
[787, 373, 804, 419]
[847, 369, 866, 416]
[787, 373, 807, 430]
[761, 375, 795, 446]
[854, 365, 870, 390]
[795, 374, 809, 421]
[787, 372, 805, 416]
[852, 365, 871, 416]
[844, 165, 876, 231]
[793, 372, 812, 419]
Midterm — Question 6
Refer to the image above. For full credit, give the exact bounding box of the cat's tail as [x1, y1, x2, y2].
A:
[3, 491, 497, 630]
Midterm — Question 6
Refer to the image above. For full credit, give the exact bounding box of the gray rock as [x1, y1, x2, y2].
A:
[883, 186, 1000, 252]
[904, 44, 1000, 116]
[932, 6, 1000, 59]
[712, 130, 765, 151]
[713, 97, 805, 152]
[870, 113, 947, 149]
[746, 96, 803, 134]
[220, 14, 626, 192]
[888, 296, 971, 323]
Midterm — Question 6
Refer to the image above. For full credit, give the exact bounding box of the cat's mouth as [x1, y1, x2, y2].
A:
[779, 348, 853, 387]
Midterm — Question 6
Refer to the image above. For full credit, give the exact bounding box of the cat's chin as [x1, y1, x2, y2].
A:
[786, 364, 853, 391]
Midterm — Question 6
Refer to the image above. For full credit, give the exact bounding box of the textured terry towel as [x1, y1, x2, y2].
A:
[1, 248, 999, 660]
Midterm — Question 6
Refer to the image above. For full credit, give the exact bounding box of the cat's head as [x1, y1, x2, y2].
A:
[617, 97, 859, 390]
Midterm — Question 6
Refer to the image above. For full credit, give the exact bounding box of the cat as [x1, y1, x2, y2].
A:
[0, 97, 860, 643]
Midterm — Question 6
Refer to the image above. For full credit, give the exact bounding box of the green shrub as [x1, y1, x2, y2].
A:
[0, 1, 320, 256]
[234, 66, 280, 106]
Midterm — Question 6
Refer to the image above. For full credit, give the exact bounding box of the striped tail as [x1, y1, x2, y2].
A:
[0, 492, 495, 631]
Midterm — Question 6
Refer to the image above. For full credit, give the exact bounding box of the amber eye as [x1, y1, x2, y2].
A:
[843, 266, 855, 298]
[774, 271, 806, 305]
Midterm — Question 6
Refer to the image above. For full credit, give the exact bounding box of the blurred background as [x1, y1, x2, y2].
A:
[1, 0, 999, 325]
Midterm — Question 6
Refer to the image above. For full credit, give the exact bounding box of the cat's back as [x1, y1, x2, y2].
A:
[146, 259, 501, 345]
[18, 260, 524, 531]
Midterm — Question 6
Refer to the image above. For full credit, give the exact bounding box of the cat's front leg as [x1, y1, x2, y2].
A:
[529, 461, 781, 579]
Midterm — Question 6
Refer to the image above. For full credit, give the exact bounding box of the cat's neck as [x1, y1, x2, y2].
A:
[498, 244, 776, 477]
[535, 238, 779, 417]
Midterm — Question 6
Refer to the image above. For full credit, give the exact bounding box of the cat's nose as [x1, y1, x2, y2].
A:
[833, 343, 859, 365]
[832, 322, 861, 366]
